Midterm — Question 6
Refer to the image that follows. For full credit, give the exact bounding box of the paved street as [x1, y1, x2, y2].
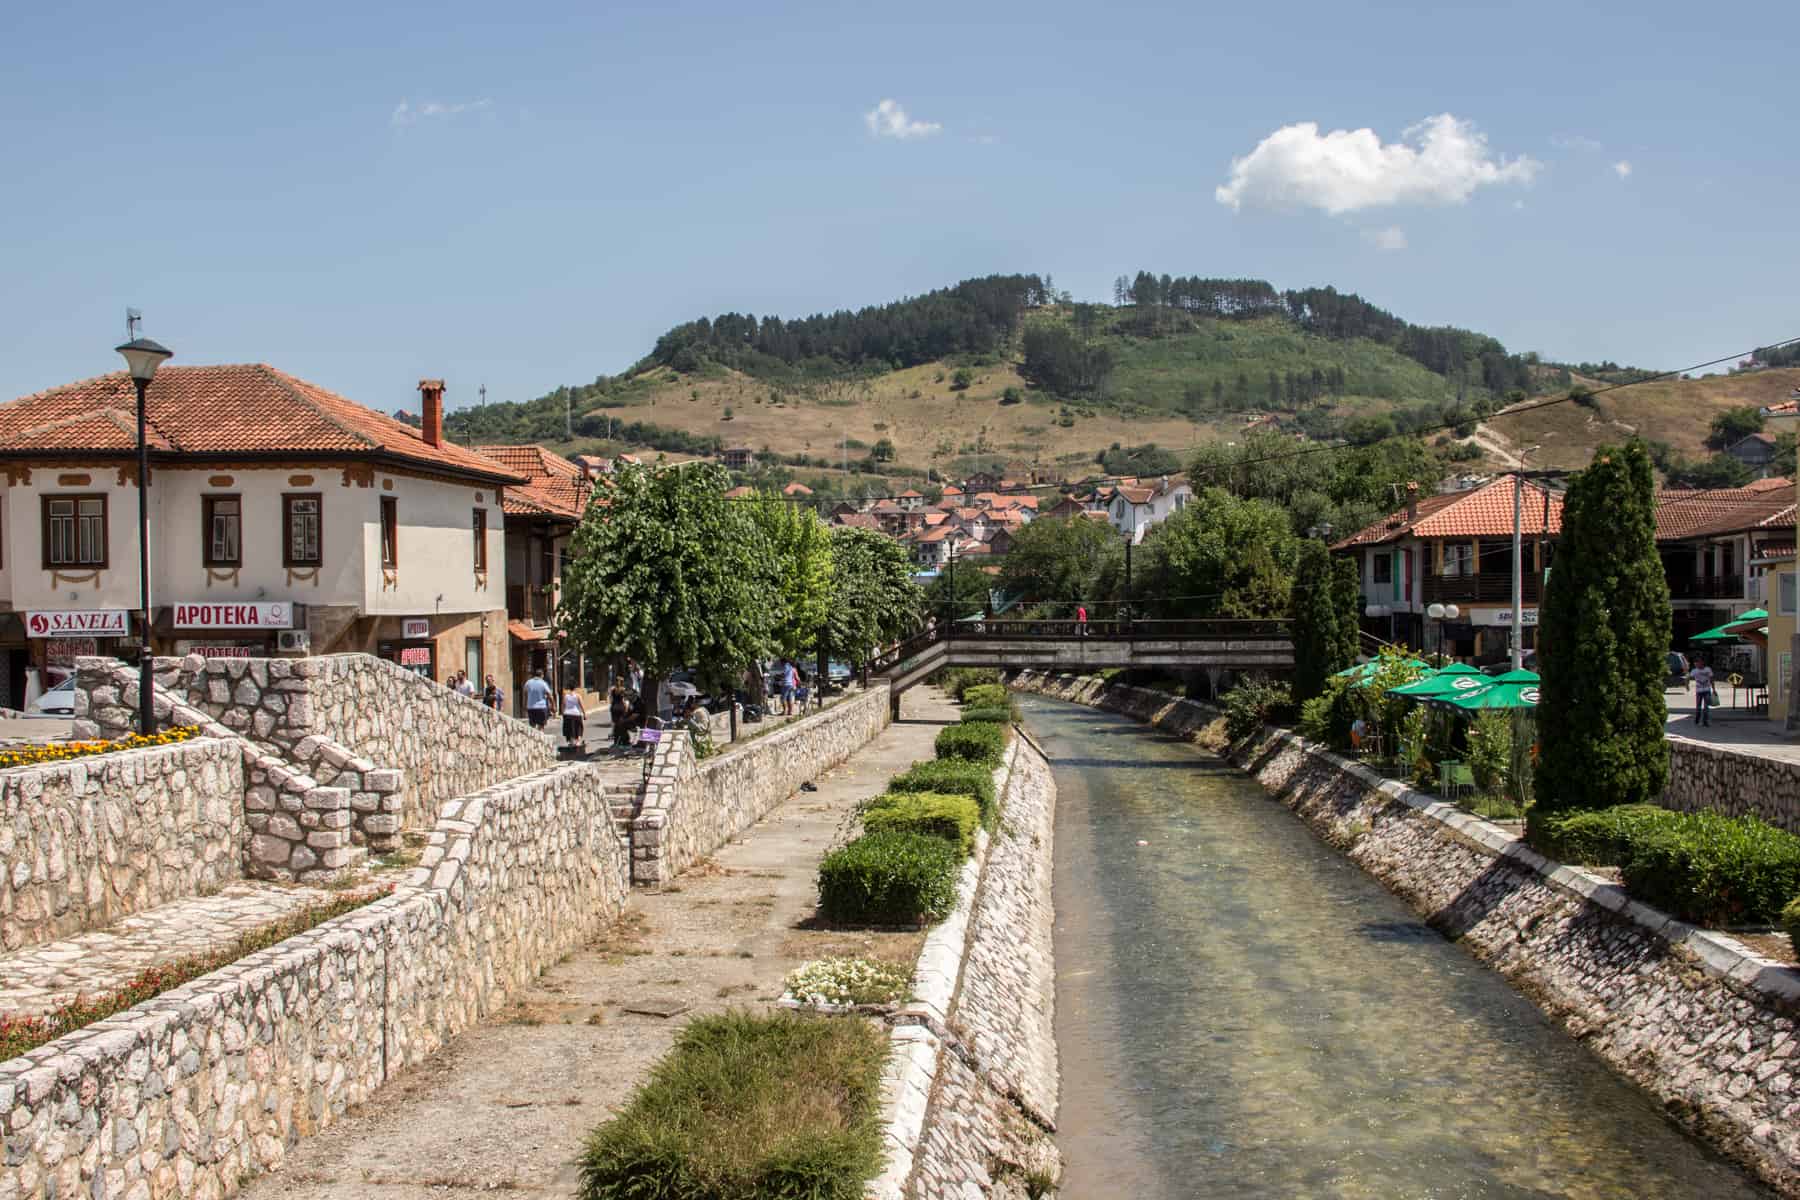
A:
[1663, 684, 1800, 763]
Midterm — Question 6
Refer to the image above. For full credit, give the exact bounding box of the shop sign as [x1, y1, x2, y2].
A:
[26, 610, 128, 638]
[1495, 609, 1539, 627]
[399, 647, 432, 667]
[44, 638, 98, 666]
[401, 618, 431, 640]
[173, 602, 294, 630]
[178, 642, 259, 660]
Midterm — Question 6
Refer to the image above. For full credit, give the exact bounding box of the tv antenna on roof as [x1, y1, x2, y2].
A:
[125, 308, 142, 341]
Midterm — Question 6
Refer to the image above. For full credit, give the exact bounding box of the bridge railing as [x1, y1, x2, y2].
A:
[868, 617, 1294, 676]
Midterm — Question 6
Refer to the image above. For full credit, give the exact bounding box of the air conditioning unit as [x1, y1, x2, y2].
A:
[276, 630, 311, 653]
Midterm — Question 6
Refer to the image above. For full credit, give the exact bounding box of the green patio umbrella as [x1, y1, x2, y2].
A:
[1691, 608, 1766, 643]
[1441, 669, 1541, 711]
[1336, 656, 1430, 683]
[1384, 662, 1487, 698]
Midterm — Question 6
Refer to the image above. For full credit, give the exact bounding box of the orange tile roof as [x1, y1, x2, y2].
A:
[0, 364, 524, 484]
[1745, 476, 1793, 493]
[1336, 475, 1563, 548]
[783, 482, 814, 496]
[472, 443, 588, 520]
[1654, 488, 1794, 541]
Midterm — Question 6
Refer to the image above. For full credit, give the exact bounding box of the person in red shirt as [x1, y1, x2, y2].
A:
[1076, 604, 1088, 636]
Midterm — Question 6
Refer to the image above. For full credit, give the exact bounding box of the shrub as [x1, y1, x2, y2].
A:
[889, 760, 997, 826]
[1222, 678, 1293, 742]
[1527, 804, 1677, 866]
[935, 721, 1007, 766]
[782, 957, 911, 1007]
[1467, 710, 1513, 796]
[961, 683, 1011, 709]
[941, 667, 1002, 701]
[1620, 814, 1800, 927]
[862, 791, 980, 856]
[1784, 898, 1800, 961]
[577, 1011, 886, 1200]
[960, 705, 1014, 726]
[817, 831, 962, 925]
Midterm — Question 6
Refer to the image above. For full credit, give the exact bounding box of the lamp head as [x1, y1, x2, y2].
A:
[1427, 603, 1446, 619]
[115, 338, 172, 383]
[1444, 604, 1461, 620]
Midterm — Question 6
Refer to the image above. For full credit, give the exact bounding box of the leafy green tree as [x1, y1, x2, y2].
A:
[746, 495, 834, 659]
[1535, 440, 1671, 815]
[1332, 555, 1362, 667]
[823, 527, 922, 671]
[1290, 541, 1342, 702]
[950, 368, 974, 392]
[557, 461, 775, 701]
[925, 560, 993, 621]
[1136, 489, 1298, 619]
[871, 437, 896, 463]
[999, 516, 1123, 609]
[1706, 406, 1765, 450]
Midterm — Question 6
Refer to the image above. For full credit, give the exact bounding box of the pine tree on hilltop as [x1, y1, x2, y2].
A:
[1534, 440, 1671, 814]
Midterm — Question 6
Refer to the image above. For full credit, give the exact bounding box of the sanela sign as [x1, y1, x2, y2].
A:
[173, 602, 294, 630]
[25, 610, 128, 638]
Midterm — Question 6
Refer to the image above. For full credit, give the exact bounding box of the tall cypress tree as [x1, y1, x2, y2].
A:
[1535, 440, 1671, 814]
[1332, 556, 1363, 667]
[1291, 541, 1342, 703]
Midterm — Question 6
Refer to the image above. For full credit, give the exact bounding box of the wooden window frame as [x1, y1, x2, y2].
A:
[282, 493, 323, 568]
[202, 494, 243, 567]
[1372, 552, 1393, 585]
[473, 507, 488, 572]
[380, 496, 399, 569]
[41, 494, 108, 569]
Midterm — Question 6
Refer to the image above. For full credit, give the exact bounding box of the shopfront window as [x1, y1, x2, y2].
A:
[43, 495, 107, 568]
[203, 496, 241, 566]
[283, 494, 322, 566]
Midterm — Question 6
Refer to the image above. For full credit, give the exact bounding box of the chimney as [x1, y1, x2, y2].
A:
[418, 379, 445, 447]
[1405, 480, 1420, 522]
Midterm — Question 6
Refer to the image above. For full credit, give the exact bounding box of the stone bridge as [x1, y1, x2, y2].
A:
[872, 618, 1294, 713]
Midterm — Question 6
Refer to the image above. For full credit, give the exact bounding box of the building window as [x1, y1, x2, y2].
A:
[282, 494, 322, 567]
[473, 508, 488, 571]
[1781, 572, 1797, 617]
[380, 496, 398, 568]
[42, 495, 107, 568]
[1373, 553, 1393, 584]
[203, 496, 241, 566]
[465, 636, 482, 684]
[1441, 542, 1474, 577]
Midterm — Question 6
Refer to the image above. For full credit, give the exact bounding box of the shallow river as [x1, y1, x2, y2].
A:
[1027, 695, 1770, 1200]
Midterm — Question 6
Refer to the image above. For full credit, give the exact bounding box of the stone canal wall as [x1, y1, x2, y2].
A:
[872, 733, 1063, 1200]
[0, 757, 630, 1200]
[1663, 735, 1800, 834]
[630, 684, 892, 886]
[0, 737, 245, 952]
[1011, 670, 1800, 1198]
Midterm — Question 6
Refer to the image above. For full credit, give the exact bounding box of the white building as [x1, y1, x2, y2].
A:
[1103, 475, 1193, 544]
[0, 366, 523, 705]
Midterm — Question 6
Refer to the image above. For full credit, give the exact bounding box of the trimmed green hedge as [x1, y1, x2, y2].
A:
[960, 704, 1014, 726]
[862, 792, 980, 856]
[961, 683, 1010, 709]
[1620, 814, 1800, 928]
[577, 1011, 885, 1200]
[935, 722, 1007, 766]
[941, 667, 1001, 701]
[1527, 804, 1678, 867]
[889, 760, 997, 827]
[817, 831, 962, 925]
[1784, 897, 1800, 961]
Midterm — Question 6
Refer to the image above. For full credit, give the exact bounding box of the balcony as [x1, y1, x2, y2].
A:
[1667, 574, 1747, 601]
[1421, 573, 1542, 605]
[506, 584, 555, 626]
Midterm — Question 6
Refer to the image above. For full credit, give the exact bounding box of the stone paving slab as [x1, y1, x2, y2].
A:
[0, 877, 387, 1017]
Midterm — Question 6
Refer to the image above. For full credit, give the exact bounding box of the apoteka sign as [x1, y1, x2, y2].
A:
[25, 610, 128, 638]
[172, 602, 294, 630]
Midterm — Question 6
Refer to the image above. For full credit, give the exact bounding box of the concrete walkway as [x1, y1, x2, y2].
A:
[0, 877, 397, 1018]
[1663, 686, 1800, 763]
[241, 687, 959, 1199]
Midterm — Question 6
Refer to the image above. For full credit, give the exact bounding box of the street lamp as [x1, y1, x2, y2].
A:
[116, 336, 172, 735]
[1426, 602, 1460, 661]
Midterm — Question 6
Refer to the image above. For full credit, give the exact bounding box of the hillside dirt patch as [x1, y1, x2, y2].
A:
[240, 687, 959, 1200]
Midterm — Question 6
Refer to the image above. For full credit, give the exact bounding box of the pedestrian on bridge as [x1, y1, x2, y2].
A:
[1076, 604, 1088, 637]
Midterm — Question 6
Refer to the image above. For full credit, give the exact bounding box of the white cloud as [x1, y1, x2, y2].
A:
[1362, 226, 1408, 251]
[864, 99, 941, 141]
[391, 98, 492, 129]
[1551, 133, 1603, 152]
[1214, 113, 1541, 215]
[1612, 159, 1633, 178]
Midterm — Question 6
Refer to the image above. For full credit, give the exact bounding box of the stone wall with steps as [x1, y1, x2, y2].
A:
[1010, 670, 1800, 1199]
[0, 738, 245, 953]
[630, 684, 892, 886]
[1663, 735, 1800, 834]
[0, 756, 630, 1200]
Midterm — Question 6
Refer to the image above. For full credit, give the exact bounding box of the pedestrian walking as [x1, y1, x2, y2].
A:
[562, 687, 586, 747]
[456, 672, 477, 699]
[1076, 603, 1088, 637]
[482, 674, 502, 711]
[780, 658, 798, 716]
[1691, 656, 1716, 728]
[609, 683, 631, 748]
[523, 668, 552, 730]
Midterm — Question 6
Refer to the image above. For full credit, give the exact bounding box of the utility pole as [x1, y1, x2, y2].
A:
[1512, 472, 1524, 670]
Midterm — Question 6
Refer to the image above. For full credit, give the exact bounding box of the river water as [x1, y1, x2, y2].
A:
[1026, 695, 1770, 1200]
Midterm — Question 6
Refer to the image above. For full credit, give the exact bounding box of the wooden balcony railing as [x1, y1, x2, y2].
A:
[506, 584, 554, 625]
[1667, 574, 1747, 601]
[1420, 573, 1543, 605]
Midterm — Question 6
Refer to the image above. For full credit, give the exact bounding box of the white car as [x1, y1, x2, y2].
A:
[24, 678, 76, 718]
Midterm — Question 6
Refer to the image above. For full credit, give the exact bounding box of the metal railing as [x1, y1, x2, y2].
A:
[866, 617, 1294, 676]
[1420, 573, 1542, 605]
[1667, 574, 1748, 601]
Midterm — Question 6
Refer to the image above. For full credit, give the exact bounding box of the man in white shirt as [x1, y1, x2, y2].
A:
[522, 669, 553, 730]
[1690, 657, 1716, 728]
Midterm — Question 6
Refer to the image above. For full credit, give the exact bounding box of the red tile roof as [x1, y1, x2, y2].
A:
[1746, 476, 1793, 493]
[831, 513, 882, 531]
[1, 364, 523, 484]
[1654, 488, 1794, 541]
[1335, 475, 1564, 548]
[782, 482, 814, 496]
[472, 443, 588, 520]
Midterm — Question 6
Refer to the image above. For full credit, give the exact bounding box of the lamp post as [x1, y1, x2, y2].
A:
[116, 336, 172, 735]
[1426, 602, 1460, 662]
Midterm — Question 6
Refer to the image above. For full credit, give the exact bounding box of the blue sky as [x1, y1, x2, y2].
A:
[4, 0, 1795, 411]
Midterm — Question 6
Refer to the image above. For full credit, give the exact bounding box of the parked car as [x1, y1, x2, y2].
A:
[1665, 651, 1690, 689]
[24, 678, 76, 718]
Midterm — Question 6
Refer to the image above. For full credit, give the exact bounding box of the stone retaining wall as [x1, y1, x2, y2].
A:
[1663, 735, 1800, 834]
[872, 734, 1063, 1199]
[630, 685, 892, 886]
[0, 757, 631, 1200]
[1013, 670, 1800, 1198]
[0, 738, 245, 952]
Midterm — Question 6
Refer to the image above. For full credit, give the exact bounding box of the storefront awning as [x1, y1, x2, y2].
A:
[508, 621, 553, 643]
